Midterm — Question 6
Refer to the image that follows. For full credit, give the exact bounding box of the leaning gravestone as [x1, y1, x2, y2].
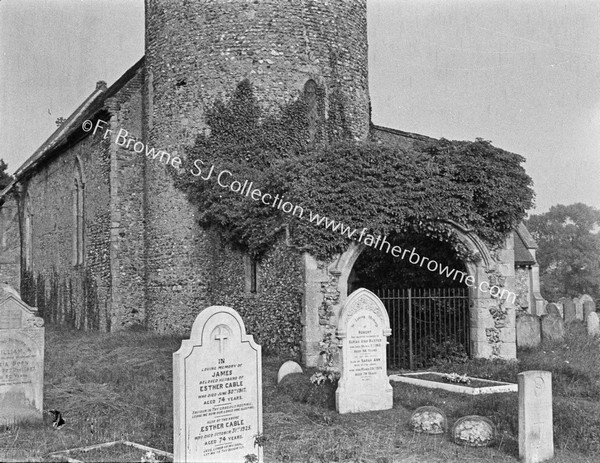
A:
[173, 306, 262, 463]
[583, 300, 596, 321]
[540, 314, 565, 342]
[545, 303, 561, 318]
[586, 312, 600, 337]
[563, 299, 576, 324]
[516, 313, 541, 348]
[0, 292, 44, 427]
[336, 288, 392, 414]
[518, 371, 554, 463]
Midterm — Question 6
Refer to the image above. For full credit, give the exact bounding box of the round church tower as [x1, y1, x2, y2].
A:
[143, 0, 370, 332]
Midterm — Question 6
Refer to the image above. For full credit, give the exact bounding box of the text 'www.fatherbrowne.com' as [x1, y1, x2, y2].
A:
[82, 118, 516, 303]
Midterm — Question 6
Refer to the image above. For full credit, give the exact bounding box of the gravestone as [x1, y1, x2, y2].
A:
[518, 371, 554, 463]
[563, 299, 576, 324]
[583, 301, 596, 321]
[545, 303, 561, 318]
[409, 406, 446, 434]
[336, 288, 392, 414]
[553, 299, 564, 318]
[173, 306, 262, 463]
[452, 415, 496, 447]
[579, 294, 594, 306]
[573, 297, 583, 321]
[586, 312, 599, 337]
[540, 314, 565, 342]
[516, 313, 541, 348]
[0, 292, 45, 427]
[276, 360, 302, 384]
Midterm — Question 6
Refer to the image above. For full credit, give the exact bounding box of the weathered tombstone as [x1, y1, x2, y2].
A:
[573, 297, 583, 320]
[516, 313, 541, 348]
[579, 294, 594, 306]
[336, 288, 392, 414]
[518, 371, 554, 463]
[554, 299, 565, 318]
[545, 303, 561, 318]
[586, 312, 599, 337]
[583, 300, 596, 321]
[540, 314, 565, 342]
[173, 306, 262, 463]
[0, 293, 45, 427]
[452, 415, 496, 447]
[563, 299, 576, 324]
[409, 406, 446, 434]
[277, 360, 302, 384]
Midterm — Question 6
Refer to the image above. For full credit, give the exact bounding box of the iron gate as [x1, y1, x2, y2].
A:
[375, 287, 471, 370]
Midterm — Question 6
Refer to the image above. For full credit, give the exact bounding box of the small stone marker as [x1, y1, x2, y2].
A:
[563, 299, 576, 323]
[516, 313, 541, 348]
[545, 303, 561, 318]
[573, 297, 583, 320]
[586, 312, 599, 337]
[336, 288, 392, 414]
[518, 371, 554, 463]
[173, 306, 262, 463]
[452, 415, 496, 447]
[410, 406, 446, 434]
[583, 300, 596, 320]
[0, 292, 45, 427]
[540, 314, 565, 342]
[276, 360, 302, 384]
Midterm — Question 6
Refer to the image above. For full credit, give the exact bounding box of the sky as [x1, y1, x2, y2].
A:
[1, 0, 599, 215]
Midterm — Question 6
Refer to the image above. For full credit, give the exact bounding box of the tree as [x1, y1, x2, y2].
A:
[0, 159, 13, 190]
[526, 203, 600, 302]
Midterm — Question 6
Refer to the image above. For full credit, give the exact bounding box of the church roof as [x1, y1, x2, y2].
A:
[514, 223, 538, 266]
[0, 57, 145, 198]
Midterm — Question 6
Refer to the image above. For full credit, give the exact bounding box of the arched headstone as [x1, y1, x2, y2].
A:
[277, 360, 303, 384]
[336, 288, 392, 414]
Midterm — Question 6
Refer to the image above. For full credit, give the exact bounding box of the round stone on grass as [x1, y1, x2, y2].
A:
[452, 415, 496, 447]
[409, 406, 447, 434]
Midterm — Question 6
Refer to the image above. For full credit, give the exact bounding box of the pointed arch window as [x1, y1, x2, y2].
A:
[73, 158, 85, 266]
[304, 79, 321, 145]
[23, 192, 33, 271]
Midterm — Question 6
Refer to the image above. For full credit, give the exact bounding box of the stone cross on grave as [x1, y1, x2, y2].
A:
[214, 325, 229, 355]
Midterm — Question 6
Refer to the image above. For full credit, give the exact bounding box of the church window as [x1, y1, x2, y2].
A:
[304, 79, 321, 144]
[72, 158, 85, 266]
[244, 254, 259, 294]
[23, 192, 32, 271]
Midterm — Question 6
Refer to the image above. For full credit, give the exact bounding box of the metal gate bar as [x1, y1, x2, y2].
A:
[376, 287, 470, 370]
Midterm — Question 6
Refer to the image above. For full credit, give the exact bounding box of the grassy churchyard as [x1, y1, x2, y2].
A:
[1, 322, 599, 463]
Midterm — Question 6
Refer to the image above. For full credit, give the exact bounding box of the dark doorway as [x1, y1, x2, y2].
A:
[349, 234, 471, 369]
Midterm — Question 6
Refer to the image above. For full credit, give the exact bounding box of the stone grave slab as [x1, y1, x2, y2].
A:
[516, 313, 541, 348]
[563, 300, 576, 323]
[583, 300, 596, 320]
[586, 312, 599, 337]
[545, 304, 560, 318]
[452, 415, 496, 447]
[0, 293, 44, 427]
[277, 360, 302, 384]
[173, 305, 262, 463]
[573, 297, 583, 320]
[540, 314, 565, 342]
[518, 371, 554, 463]
[336, 288, 392, 414]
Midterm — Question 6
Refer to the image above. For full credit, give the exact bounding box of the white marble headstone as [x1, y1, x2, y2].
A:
[173, 306, 262, 463]
[518, 370, 554, 463]
[0, 294, 45, 427]
[336, 288, 392, 414]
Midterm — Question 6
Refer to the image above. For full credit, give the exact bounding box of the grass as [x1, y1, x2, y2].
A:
[0, 322, 599, 462]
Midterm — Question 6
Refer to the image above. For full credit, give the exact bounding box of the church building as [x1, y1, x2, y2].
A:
[0, 0, 545, 367]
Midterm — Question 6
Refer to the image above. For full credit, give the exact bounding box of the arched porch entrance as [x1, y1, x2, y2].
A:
[301, 221, 517, 368]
